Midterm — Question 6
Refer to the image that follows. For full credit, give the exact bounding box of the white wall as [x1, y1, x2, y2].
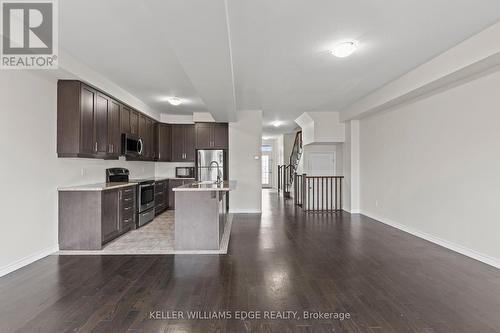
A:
[0, 71, 155, 276]
[302, 143, 343, 176]
[262, 138, 278, 188]
[160, 114, 194, 123]
[359, 69, 500, 266]
[310, 112, 345, 143]
[342, 120, 360, 213]
[229, 110, 262, 213]
[295, 112, 345, 145]
[283, 132, 296, 165]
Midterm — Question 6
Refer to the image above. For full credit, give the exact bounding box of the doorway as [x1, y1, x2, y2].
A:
[261, 144, 273, 188]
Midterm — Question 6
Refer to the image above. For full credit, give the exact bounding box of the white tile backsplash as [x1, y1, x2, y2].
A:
[155, 162, 195, 178]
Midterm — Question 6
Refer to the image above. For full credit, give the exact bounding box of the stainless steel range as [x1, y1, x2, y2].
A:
[134, 179, 155, 227]
[106, 168, 155, 228]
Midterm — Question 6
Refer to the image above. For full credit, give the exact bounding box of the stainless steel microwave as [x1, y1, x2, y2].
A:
[121, 133, 143, 157]
[176, 167, 195, 178]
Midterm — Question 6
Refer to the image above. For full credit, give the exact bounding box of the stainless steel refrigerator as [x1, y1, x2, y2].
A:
[197, 150, 225, 182]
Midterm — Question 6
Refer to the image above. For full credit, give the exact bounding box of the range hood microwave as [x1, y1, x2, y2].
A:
[121, 133, 143, 157]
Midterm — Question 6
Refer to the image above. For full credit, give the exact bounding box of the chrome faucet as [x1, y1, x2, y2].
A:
[209, 161, 222, 184]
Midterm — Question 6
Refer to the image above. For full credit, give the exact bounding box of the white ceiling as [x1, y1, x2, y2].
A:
[60, 0, 500, 135]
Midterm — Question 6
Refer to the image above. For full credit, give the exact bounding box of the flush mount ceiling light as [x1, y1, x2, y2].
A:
[166, 96, 183, 106]
[330, 41, 359, 58]
[272, 121, 282, 127]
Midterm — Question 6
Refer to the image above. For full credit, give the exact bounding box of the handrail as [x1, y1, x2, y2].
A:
[289, 131, 302, 167]
[277, 164, 293, 197]
[295, 173, 343, 212]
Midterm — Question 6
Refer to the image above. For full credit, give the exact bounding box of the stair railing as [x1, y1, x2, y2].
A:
[295, 174, 343, 212]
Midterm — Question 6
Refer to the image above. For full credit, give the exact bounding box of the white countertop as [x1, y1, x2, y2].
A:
[58, 178, 196, 192]
[173, 180, 236, 192]
[58, 182, 138, 192]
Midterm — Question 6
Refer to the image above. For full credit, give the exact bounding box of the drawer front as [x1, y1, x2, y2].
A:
[155, 192, 165, 204]
[121, 215, 134, 228]
[121, 204, 135, 218]
[122, 195, 135, 206]
[122, 187, 136, 200]
[155, 202, 166, 215]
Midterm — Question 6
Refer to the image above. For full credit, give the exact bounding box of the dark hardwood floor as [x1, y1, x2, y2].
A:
[1, 190, 500, 332]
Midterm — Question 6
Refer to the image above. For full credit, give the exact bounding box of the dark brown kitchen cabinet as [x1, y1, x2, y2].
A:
[101, 186, 137, 244]
[171, 124, 195, 162]
[59, 185, 136, 250]
[130, 110, 139, 135]
[79, 84, 96, 155]
[120, 187, 136, 231]
[195, 123, 228, 149]
[146, 118, 155, 160]
[108, 99, 121, 158]
[101, 189, 120, 243]
[94, 92, 110, 156]
[58, 81, 118, 159]
[155, 123, 172, 161]
[185, 125, 195, 160]
[155, 180, 168, 215]
[167, 179, 188, 209]
[213, 123, 229, 149]
[120, 105, 131, 134]
[138, 114, 147, 159]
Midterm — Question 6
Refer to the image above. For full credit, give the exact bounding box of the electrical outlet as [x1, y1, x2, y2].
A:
[81, 168, 86, 177]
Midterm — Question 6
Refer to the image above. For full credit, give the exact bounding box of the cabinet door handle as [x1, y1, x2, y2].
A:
[124, 189, 133, 194]
[124, 198, 132, 202]
[95, 142, 98, 152]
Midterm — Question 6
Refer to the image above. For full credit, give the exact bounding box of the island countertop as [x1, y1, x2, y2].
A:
[173, 180, 236, 192]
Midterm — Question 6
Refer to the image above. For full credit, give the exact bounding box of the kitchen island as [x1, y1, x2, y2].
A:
[173, 181, 236, 252]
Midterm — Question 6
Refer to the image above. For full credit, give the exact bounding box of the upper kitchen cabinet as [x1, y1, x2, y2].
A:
[137, 115, 156, 161]
[120, 105, 131, 134]
[107, 99, 121, 158]
[195, 123, 228, 149]
[58, 80, 118, 159]
[130, 110, 139, 135]
[155, 123, 172, 161]
[171, 124, 195, 162]
[146, 118, 156, 161]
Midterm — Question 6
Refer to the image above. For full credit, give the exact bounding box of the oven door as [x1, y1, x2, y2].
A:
[138, 183, 155, 212]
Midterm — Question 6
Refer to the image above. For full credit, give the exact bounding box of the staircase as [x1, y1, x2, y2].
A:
[289, 131, 303, 178]
[278, 131, 302, 198]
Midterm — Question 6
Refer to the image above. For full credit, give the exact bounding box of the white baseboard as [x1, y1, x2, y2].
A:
[361, 210, 500, 269]
[0, 244, 59, 278]
[229, 209, 262, 214]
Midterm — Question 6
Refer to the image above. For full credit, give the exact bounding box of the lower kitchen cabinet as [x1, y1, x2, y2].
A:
[154, 180, 168, 215]
[101, 189, 121, 242]
[167, 179, 194, 209]
[59, 185, 137, 250]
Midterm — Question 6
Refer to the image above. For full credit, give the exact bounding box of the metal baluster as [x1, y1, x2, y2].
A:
[339, 177, 343, 212]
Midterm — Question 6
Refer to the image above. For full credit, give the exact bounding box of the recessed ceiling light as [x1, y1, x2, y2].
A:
[331, 41, 359, 58]
[166, 96, 183, 106]
[272, 121, 282, 127]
